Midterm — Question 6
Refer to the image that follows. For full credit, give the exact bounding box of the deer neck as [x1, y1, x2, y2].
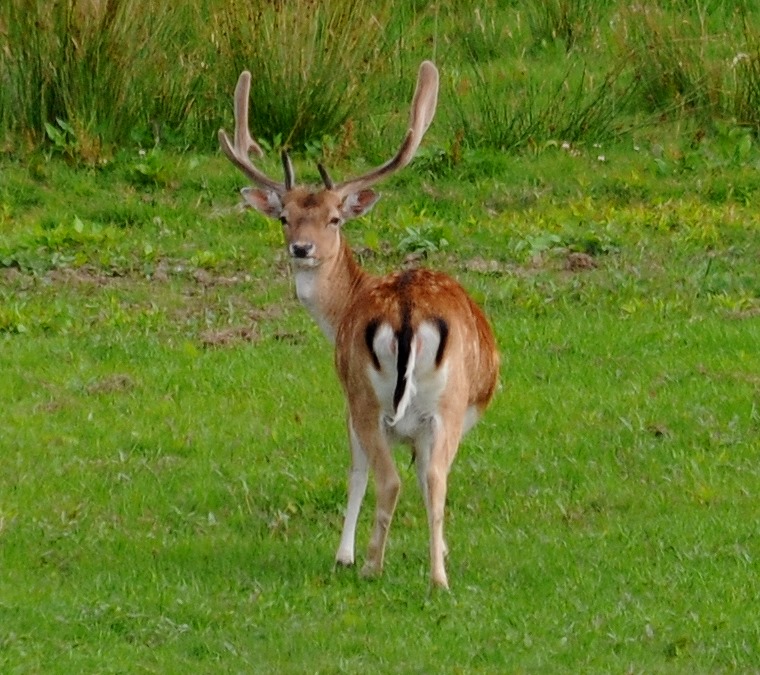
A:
[293, 236, 370, 344]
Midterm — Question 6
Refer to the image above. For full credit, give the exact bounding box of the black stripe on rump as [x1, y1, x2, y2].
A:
[433, 316, 449, 366]
[364, 318, 381, 370]
[393, 307, 413, 411]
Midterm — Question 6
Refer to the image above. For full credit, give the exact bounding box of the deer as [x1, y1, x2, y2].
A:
[218, 61, 499, 589]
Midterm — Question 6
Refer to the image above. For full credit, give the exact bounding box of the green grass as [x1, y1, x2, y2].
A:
[1, 130, 759, 671]
[2, 3, 759, 671]
[2, 1, 760, 158]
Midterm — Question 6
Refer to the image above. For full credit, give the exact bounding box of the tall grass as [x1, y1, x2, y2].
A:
[732, 27, 760, 131]
[0, 1, 207, 159]
[617, 5, 726, 122]
[209, 0, 394, 151]
[453, 61, 639, 151]
[616, 3, 760, 127]
[0, 0, 759, 158]
[0, 0, 396, 158]
[526, 0, 613, 53]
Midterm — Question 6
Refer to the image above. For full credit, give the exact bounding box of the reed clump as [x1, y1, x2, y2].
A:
[0, 0, 758, 159]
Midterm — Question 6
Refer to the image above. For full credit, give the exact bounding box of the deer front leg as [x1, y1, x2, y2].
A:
[335, 418, 369, 567]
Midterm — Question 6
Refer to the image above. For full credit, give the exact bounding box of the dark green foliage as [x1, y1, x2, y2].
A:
[2, 0, 760, 159]
[732, 29, 760, 132]
[454, 62, 640, 150]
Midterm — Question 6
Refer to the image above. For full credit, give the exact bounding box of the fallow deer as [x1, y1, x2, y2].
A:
[219, 61, 499, 589]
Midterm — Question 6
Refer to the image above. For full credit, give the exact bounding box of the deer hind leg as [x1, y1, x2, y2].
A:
[413, 420, 448, 560]
[350, 412, 399, 579]
[335, 417, 369, 567]
[422, 416, 463, 590]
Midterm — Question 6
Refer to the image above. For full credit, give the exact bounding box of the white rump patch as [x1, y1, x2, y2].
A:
[367, 320, 448, 436]
[414, 321, 443, 373]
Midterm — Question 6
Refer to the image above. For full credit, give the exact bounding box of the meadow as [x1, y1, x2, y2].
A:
[1, 1, 760, 672]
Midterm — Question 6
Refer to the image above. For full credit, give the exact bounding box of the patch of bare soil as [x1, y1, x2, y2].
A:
[563, 251, 598, 271]
[725, 306, 760, 320]
[46, 266, 115, 287]
[199, 325, 259, 347]
[190, 268, 252, 287]
[86, 373, 136, 395]
[464, 257, 510, 275]
[272, 329, 307, 344]
[463, 251, 599, 278]
[0, 266, 23, 283]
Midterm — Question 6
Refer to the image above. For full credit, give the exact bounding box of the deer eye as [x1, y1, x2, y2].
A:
[279, 216, 289, 227]
[328, 216, 341, 227]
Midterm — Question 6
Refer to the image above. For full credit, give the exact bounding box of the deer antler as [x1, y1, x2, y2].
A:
[333, 60, 439, 197]
[218, 71, 286, 194]
[281, 149, 295, 190]
[220, 62, 438, 197]
[317, 162, 335, 190]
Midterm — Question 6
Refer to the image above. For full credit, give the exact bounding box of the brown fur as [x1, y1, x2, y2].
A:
[335, 266, 499, 413]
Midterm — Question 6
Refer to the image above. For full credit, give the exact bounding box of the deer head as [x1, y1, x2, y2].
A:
[218, 62, 439, 269]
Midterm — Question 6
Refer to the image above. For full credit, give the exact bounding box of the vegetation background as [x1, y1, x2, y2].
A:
[1, 0, 759, 672]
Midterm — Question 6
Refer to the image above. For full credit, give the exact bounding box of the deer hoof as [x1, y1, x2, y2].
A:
[335, 551, 354, 567]
[431, 571, 449, 590]
[360, 560, 383, 579]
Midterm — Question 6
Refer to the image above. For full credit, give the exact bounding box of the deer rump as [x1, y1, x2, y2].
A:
[365, 311, 449, 431]
[348, 268, 467, 439]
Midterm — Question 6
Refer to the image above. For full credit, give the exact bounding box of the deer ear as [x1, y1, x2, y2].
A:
[241, 187, 283, 219]
[340, 189, 380, 221]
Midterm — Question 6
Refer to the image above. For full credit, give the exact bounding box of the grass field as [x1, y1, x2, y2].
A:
[2, 133, 759, 672]
[2, 1, 760, 672]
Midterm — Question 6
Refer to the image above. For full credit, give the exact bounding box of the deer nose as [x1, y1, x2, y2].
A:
[290, 243, 314, 259]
